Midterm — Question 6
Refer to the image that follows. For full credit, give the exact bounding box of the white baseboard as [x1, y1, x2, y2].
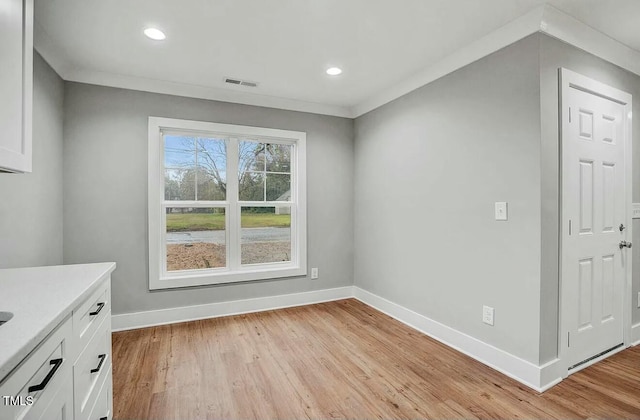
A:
[111, 284, 566, 391]
[632, 323, 640, 346]
[352, 287, 563, 392]
[111, 286, 353, 331]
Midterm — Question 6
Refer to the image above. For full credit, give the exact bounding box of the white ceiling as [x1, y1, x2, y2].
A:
[34, 0, 640, 117]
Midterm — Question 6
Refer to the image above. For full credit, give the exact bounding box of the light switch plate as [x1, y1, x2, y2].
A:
[632, 203, 640, 219]
[495, 202, 508, 221]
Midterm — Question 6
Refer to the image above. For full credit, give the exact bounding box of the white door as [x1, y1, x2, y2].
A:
[561, 69, 632, 370]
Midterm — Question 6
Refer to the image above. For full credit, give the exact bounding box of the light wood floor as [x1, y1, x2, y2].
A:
[112, 299, 640, 419]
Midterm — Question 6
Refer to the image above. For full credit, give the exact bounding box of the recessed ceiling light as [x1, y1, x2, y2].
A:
[144, 27, 166, 41]
[326, 67, 342, 76]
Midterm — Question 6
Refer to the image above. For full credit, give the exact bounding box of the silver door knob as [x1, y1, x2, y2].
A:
[619, 240, 632, 249]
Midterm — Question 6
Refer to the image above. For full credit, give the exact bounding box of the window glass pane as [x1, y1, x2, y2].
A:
[266, 173, 290, 201]
[164, 136, 227, 201]
[166, 207, 226, 271]
[239, 172, 265, 201]
[266, 144, 291, 173]
[196, 167, 224, 201]
[164, 135, 196, 200]
[165, 168, 194, 200]
[196, 138, 226, 200]
[239, 140, 265, 173]
[239, 141, 266, 201]
[165, 135, 195, 167]
[241, 206, 291, 265]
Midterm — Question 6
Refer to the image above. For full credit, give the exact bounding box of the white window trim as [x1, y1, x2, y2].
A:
[148, 117, 307, 290]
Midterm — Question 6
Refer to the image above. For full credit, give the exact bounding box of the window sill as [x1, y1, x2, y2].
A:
[149, 265, 307, 290]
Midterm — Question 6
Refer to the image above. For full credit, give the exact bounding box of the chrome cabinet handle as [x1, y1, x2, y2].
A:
[619, 240, 632, 249]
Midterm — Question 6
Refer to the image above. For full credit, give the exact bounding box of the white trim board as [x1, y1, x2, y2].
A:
[351, 287, 563, 392]
[111, 286, 353, 332]
[632, 323, 640, 346]
[34, 5, 640, 119]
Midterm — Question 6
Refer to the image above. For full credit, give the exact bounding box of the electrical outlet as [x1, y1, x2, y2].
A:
[495, 202, 508, 221]
[482, 305, 495, 326]
[633, 203, 640, 219]
[311, 267, 319, 279]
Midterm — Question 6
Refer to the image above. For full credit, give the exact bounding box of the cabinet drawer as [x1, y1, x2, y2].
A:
[0, 316, 72, 420]
[74, 314, 112, 420]
[72, 280, 110, 360]
[86, 365, 113, 420]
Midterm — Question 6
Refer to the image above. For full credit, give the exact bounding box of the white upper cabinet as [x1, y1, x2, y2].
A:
[0, 0, 33, 173]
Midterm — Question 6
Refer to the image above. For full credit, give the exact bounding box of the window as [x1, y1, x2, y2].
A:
[148, 117, 307, 289]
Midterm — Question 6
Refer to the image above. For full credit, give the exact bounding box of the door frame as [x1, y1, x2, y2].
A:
[559, 68, 633, 375]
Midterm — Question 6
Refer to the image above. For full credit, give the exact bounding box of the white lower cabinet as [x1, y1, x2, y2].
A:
[0, 276, 113, 420]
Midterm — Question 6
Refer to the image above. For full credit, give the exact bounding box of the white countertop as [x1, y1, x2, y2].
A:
[0, 262, 116, 382]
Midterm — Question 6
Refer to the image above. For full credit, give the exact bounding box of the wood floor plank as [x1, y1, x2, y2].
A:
[112, 299, 640, 419]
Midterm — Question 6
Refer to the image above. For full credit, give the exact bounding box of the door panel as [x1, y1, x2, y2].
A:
[578, 159, 594, 233]
[602, 163, 615, 231]
[577, 258, 593, 331]
[602, 255, 614, 321]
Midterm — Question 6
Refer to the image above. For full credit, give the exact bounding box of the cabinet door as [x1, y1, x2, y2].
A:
[29, 373, 73, 420]
[0, 0, 33, 173]
[87, 367, 113, 420]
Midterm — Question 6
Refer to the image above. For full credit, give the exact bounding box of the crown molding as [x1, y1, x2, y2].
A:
[352, 4, 640, 117]
[34, 4, 640, 119]
[63, 68, 353, 118]
[539, 4, 640, 76]
[351, 5, 545, 117]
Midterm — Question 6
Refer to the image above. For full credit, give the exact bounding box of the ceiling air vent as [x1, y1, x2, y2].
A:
[224, 77, 259, 88]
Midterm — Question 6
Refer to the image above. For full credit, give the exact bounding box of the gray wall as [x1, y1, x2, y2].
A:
[62, 83, 354, 315]
[0, 52, 64, 268]
[538, 34, 640, 361]
[354, 35, 544, 364]
[6, 34, 637, 368]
